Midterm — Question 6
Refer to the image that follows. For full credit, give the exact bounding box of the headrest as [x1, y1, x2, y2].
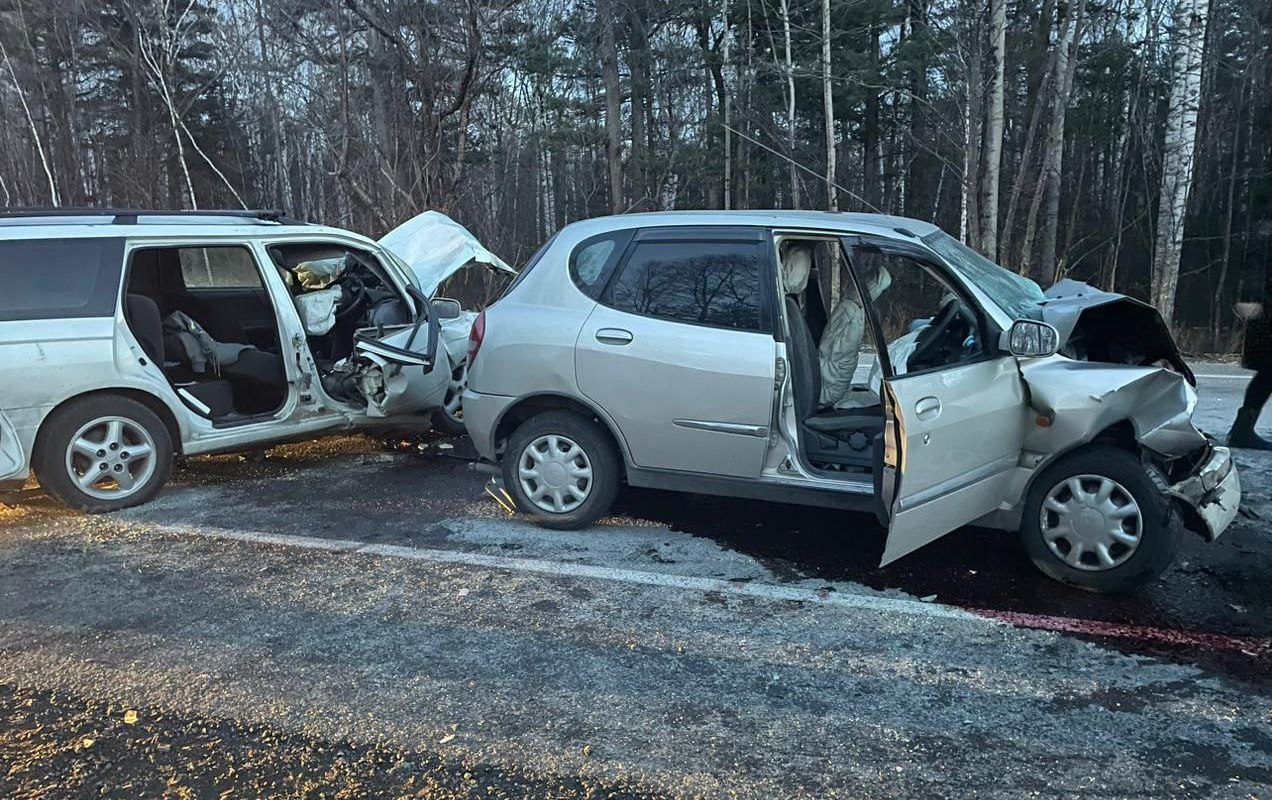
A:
[781, 245, 813, 295]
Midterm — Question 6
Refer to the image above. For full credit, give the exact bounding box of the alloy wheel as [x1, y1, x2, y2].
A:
[63, 416, 158, 501]
[442, 359, 467, 421]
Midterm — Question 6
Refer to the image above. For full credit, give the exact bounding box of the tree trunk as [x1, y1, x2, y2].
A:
[1151, 0, 1209, 324]
[596, 1, 624, 214]
[822, 0, 837, 211]
[1021, 0, 1085, 284]
[978, 0, 1007, 258]
[864, 23, 881, 211]
[721, 0, 732, 210]
[904, 0, 929, 220]
[781, 0, 799, 208]
[959, 22, 982, 246]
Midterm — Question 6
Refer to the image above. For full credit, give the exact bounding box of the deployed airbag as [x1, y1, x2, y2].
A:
[294, 286, 341, 336]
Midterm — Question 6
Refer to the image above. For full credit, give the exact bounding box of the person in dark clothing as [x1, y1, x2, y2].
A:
[1229, 220, 1272, 449]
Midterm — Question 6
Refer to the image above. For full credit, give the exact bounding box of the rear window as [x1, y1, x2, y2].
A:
[0, 237, 126, 321]
[179, 246, 264, 289]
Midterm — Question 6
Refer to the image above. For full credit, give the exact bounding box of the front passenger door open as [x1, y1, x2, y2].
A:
[840, 236, 1029, 565]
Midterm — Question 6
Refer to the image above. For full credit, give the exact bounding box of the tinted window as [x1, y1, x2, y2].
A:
[606, 241, 764, 330]
[179, 246, 263, 289]
[0, 237, 125, 321]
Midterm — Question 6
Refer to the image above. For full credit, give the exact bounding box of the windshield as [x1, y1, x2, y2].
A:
[923, 231, 1044, 319]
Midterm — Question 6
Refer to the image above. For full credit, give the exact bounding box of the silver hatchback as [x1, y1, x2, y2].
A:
[464, 211, 1240, 592]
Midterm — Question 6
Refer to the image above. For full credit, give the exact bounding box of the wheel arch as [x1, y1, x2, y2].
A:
[34, 388, 183, 458]
[493, 393, 630, 472]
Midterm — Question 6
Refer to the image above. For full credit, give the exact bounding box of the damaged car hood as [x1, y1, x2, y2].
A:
[379, 211, 515, 297]
[1036, 279, 1195, 386]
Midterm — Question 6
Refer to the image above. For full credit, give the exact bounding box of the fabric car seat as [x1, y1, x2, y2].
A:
[125, 294, 236, 418]
[779, 250, 883, 470]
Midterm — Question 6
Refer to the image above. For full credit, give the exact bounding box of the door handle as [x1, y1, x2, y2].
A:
[595, 328, 634, 345]
[914, 396, 942, 420]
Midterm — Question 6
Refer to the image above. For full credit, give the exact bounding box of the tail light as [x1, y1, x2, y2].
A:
[467, 310, 486, 365]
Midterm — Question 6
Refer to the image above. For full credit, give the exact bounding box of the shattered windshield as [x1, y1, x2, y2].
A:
[923, 231, 1045, 320]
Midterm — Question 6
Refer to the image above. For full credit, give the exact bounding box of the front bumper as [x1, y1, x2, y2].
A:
[1168, 445, 1240, 542]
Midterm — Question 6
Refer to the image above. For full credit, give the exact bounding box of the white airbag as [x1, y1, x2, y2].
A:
[294, 286, 341, 336]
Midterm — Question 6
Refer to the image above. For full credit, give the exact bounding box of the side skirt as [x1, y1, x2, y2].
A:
[626, 467, 875, 513]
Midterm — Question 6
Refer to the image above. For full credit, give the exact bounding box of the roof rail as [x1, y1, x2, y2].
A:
[0, 208, 306, 225]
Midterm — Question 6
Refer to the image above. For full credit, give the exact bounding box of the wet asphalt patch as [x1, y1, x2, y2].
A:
[0, 683, 667, 800]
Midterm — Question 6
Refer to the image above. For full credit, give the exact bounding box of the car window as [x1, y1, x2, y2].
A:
[605, 240, 764, 331]
[569, 230, 633, 299]
[922, 231, 1044, 319]
[178, 247, 264, 290]
[0, 237, 126, 321]
[853, 247, 984, 375]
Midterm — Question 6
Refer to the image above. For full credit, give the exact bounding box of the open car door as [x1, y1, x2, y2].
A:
[350, 295, 448, 418]
[839, 236, 1030, 565]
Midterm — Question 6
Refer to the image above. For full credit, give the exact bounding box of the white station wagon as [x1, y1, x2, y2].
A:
[463, 211, 1241, 592]
[0, 208, 512, 512]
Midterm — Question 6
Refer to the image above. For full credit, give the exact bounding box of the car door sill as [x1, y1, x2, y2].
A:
[626, 467, 875, 512]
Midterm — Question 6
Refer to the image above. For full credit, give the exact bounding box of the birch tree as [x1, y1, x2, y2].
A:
[1150, 0, 1210, 323]
[978, 0, 1007, 258]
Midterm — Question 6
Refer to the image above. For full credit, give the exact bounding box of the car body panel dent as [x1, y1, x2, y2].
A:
[1019, 357, 1205, 459]
[1168, 445, 1240, 542]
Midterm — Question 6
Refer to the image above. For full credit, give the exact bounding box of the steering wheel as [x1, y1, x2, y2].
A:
[909, 297, 975, 371]
[334, 273, 369, 322]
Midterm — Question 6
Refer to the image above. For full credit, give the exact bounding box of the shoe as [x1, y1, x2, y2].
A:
[1227, 408, 1272, 450]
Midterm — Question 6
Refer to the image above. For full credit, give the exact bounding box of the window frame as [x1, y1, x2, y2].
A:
[0, 236, 126, 322]
[175, 244, 269, 292]
[596, 225, 777, 336]
[840, 234, 1001, 382]
[568, 229, 635, 299]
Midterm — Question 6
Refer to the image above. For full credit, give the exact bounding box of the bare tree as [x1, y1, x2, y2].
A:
[1151, 0, 1209, 322]
[979, 0, 1007, 258]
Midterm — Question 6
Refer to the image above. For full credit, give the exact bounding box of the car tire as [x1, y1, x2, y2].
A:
[1020, 445, 1181, 593]
[433, 356, 469, 437]
[503, 411, 620, 530]
[33, 395, 174, 513]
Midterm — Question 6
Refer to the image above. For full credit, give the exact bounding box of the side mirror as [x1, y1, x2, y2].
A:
[431, 297, 464, 320]
[1003, 319, 1059, 358]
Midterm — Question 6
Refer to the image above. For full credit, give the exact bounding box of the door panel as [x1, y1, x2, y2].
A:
[575, 304, 775, 478]
[352, 314, 449, 418]
[880, 356, 1028, 564]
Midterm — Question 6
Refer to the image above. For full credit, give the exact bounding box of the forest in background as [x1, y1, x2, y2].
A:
[1, 0, 1269, 347]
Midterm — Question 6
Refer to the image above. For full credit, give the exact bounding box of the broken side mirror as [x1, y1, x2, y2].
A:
[431, 297, 463, 320]
[1003, 319, 1059, 358]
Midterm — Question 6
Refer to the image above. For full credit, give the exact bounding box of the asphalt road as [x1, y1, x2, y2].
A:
[0, 362, 1269, 798]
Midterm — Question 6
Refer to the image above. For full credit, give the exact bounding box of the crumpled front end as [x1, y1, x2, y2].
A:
[1167, 445, 1240, 542]
[1019, 357, 1241, 541]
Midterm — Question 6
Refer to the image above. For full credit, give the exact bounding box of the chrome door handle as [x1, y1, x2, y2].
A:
[595, 328, 634, 345]
[914, 396, 942, 420]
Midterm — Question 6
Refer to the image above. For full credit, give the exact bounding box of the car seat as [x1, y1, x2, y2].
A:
[779, 248, 883, 470]
[125, 294, 236, 418]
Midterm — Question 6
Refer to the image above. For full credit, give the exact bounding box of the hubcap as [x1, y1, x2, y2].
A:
[64, 416, 157, 501]
[443, 359, 467, 420]
[1039, 474, 1142, 571]
[517, 434, 593, 513]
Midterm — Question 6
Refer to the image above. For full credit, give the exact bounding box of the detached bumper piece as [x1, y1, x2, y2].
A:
[1168, 445, 1240, 542]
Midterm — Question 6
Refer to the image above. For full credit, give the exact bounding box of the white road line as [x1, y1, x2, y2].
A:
[155, 523, 980, 622]
[1193, 374, 1252, 381]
